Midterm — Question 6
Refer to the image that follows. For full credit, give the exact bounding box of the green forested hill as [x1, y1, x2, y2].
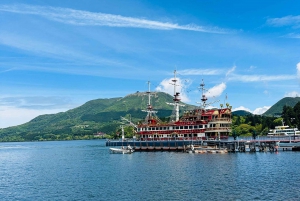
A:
[232, 110, 252, 116]
[0, 92, 195, 142]
[263, 97, 300, 116]
[2, 93, 300, 142]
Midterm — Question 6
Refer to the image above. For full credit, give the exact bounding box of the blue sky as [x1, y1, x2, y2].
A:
[1, 0, 300, 128]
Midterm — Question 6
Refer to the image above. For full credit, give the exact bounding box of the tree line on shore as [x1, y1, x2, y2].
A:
[1, 102, 300, 142]
[232, 102, 300, 139]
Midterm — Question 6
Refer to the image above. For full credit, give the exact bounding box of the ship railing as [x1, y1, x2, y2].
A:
[137, 129, 205, 135]
[205, 127, 231, 131]
[209, 118, 231, 122]
[139, 137, 206, 141]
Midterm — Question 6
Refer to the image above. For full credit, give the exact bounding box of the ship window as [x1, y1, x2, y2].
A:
[184, 126, 188, 129]
[176, 126, 179, 129]
[180, 126, 183, 129]
[189, 126, 193, 129]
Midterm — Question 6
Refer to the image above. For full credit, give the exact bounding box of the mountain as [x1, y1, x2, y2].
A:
[0, 92, 196, 142]
[263, 97, 300, 116]
[232, 110, 252, 116]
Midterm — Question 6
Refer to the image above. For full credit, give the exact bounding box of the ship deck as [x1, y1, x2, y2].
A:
[106, 137, 300, 152]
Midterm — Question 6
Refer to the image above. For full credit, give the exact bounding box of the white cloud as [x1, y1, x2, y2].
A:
[205, 82, 226, 98]
[232, 106, 251, 112]
[285, 91, 300, 97]
[0, 4, 227, 33]
[253, 106, 270, 115]
[232, 106, 270, 115]
[156, 77, 190, 102]
[0, 96, 73, 110]
[249, 65, 257, 71]
[226, 63, 300, 82]
[177, 69, 222, 76]
[285, 33, 300, 39]
[0, 106, 64, 128]
[0, 33, 122, 67]
[297, 62, 300, 78]
[228, 74, 296, 82]
[226, 66, 236, 77]
[267, 15, 300, 27]
[0, 96, 77, 128]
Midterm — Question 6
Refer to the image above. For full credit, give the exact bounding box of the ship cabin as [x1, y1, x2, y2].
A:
[137, 122, 206, 141]
[205, 108, 232, 140]
[136, 107, 232, 141]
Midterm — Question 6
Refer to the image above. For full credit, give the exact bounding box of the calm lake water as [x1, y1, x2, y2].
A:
[0, 140, 300, 201]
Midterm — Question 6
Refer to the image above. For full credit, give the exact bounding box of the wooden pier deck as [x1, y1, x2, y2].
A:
[106, 137, 300, 152]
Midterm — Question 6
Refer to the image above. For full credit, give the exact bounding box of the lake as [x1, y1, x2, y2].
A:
[0, 140, 299, 200]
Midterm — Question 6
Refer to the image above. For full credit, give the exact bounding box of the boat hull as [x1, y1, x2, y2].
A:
[109, 148, 134, 154]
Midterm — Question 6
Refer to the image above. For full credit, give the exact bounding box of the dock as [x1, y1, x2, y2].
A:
[106, 137, 300, 152]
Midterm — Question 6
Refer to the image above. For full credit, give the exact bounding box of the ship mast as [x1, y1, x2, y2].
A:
[142, 81, 158, 124]
[167, 70, 184, 122]
[199, 79, 208, 110]
[197, 79, 219, 111]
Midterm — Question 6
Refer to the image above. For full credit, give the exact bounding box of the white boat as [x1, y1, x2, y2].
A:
[187, 144, 228, 154]
[110, 145, 134, 154]
[267, 124, 300, 138]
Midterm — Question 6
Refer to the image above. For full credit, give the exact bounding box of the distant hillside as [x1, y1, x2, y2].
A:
[263, 97, 300, 116]
[0, 92, 195, 142]
[232, 110, 252, 116]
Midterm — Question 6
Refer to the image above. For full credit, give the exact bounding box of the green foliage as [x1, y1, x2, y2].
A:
[231, 114, 277, 137]
[231, 102, 300, 137]
[231, 129, 239, 140]
[273, 118, 283, 126]
[281, 103, 300, 129]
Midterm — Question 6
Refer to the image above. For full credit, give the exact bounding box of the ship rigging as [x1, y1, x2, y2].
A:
[135, 71, 232, 141]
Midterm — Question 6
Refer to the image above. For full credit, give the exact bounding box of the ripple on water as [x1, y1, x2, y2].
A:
[0, 140, 300, 200]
